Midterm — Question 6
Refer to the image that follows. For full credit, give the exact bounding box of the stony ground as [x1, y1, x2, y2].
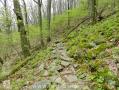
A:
[1, 38, 119, 90]
[21, 40, 90, 90]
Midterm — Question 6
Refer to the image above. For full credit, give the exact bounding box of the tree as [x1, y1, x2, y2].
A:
[47, 0, 52, 42]
[67, 0, 70, 29]
[33, 0, 44, 47]
[22, 0, 31, 48]
[13, 0, 30, 57]
[89, 0, 97, 24]
[38, 0, 44, 46]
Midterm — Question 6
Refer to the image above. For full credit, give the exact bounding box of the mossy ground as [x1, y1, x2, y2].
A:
[64, 14, 119, 89]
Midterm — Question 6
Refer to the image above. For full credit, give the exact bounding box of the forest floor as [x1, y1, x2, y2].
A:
[21, 40, 90, 90]
[1, 8, 119, 90]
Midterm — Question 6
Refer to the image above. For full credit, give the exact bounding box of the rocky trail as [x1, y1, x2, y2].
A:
[22, 41, 90, 90]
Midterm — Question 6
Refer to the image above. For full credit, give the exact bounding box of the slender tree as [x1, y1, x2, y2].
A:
[13, 0, 30, 57]
[22, 0, 31, 48]
[38, 0, 44, 46]
[33, 0, 44, 46]
[47, 0, 52, 42]
[89, 0, 97, 24]
[67, 0, 70, 29]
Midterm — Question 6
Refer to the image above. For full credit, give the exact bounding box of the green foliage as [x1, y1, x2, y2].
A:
[10, 47, 51, 90]
[65, 13, 119, 89]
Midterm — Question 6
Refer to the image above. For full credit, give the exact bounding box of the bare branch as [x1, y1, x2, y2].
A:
[33, 0, 38, 4]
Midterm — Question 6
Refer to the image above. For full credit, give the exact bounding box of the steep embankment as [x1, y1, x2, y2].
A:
[64, 14, 119, 89]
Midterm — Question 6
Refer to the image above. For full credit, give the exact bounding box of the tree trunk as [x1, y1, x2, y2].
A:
[22, 0, 31, 49]
[38, 0, 44, 47]
[67, 0, 70, 29]
[89, 0, 97, 24]
[47, 0, 52, 42]
[13, 0, 30, 57]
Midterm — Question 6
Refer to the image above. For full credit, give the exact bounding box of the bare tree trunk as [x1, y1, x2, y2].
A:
[47, 0, 52, 42]
[33, 0, 44, 46]
[22, 0, 31, 48]
[89, 0, 97, 24]
[67, 0, 70, 29]
[38, 0, 44, 46]
[13, 0, 30, 57]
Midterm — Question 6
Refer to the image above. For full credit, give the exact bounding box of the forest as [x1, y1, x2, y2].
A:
[0, 0, 119, 90]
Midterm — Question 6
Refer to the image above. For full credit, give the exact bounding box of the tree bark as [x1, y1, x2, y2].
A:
[22, 0, 31, 49]
[38, 0, 44, 46]
[13, 0, 30, 57]
[89, 0, 97, 24]
[47, 0, 52, 42]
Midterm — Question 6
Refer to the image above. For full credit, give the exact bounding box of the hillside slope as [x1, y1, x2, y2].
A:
[1, 8, 119, 90]
[65, 13, 119, 89]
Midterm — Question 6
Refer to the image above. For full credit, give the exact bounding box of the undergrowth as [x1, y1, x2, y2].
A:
[64, 14, 119, 89]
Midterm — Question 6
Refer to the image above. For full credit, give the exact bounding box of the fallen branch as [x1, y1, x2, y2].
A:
[65, 16, 90, 37]
[65, 9, 119, 38]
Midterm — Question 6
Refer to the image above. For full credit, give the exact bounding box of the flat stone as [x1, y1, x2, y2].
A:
[43, 70, 49, 76]
[38, 64, 45, 71]
[61, 66, 75, 75]
[61, 61, 70, 66]
[63, 75, 78, 83]
[60, 55, 72, 61]
[117, 63, 119, 69]
[31, 80, 51, 90]
[50, 76, 58, 82]
[56, 84, 79, 90]
[54, 77, 64, 84]
[3, 80, 11, 90]
[73, 64, 78, 68]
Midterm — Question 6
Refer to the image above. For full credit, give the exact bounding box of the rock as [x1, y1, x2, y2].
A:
[64, 75, 78, 83]
[60, 55, 73, 61]
[3, 80, 11, 90]
[56, 86, 77, 90]
[50, 76, 59, 82]
[61, 61, 70, 66]
[117, 63, 119, 69]
[73, 64, 78, 68]
[22, 86, 31, 90]
[54, 77, 64, 85]
[38, 64, 45, 71]
[31, 80, 51, 90]
[43, 70, 49, 76]
[56, 83, 80, 90]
